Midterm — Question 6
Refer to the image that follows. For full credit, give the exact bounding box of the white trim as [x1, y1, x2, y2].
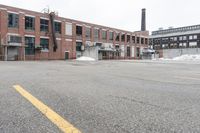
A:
[76, 40, 82, 42]
[65, 51, 70, 52]
[115, 44, 119, 46]
[40, 17, 49, 20]
[65, 22, 72, 25]
[19, 11, 25, 14]
[40, 36, 49, 39]
[25, 35, 35, 38]
[54, 20, 62, 23]
[7, 11, 19, 14]
[94, 27, 99, 29]
[0, 8, 7, 11]
[25, 15, 35, 18]
[76, 24, 82, 26]
[102, 29, 107, 31]
[7, 33, 20, 36]
[66, 39, 72, 41]
[56, 38, 61, 40]
[85, 25, 91, 28]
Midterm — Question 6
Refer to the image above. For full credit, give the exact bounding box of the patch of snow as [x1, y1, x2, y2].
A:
[172, 54, 200, 61]
[76, 56, 95, 61]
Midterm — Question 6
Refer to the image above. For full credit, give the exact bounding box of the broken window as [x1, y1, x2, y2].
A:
[137, 37, 140, 44]
[94, 28, 99, 40]
[76, 42, 82, 51]
[25, 16, 35, 30]
[25, 37, 35, 55]
[109, 32, 114, 41]
[40, 38, 49, 51]
[40, 19, 49, 32]
[121, 34, 125, 42]
[127, 35, 131, 43]
[115, 33, 120, 41]
[102, 30, 107, 40]
[54, 22, 61, 34]
[85, 27, 91, 38]
[8, 13, 19, 28]
[76, 25, 82, 36]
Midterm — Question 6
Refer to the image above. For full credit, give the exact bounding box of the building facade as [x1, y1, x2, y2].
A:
[0, 4, 149, 61]
[149, 25, 200, 57]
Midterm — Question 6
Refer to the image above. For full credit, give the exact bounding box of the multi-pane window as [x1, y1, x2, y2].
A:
[127, 35, 131, 43]
[25, 16, 35, 30]
[65, 23, 72, 36]
[102, 30, 107, 40]
[8, 13, 19, 28]
[189, 35, 197, 40]
[9, 35, 22, 43]
[145, 38, 148, 44]
[54, 22, 61, 34]
[141, 38, 144, 44]
[40, 38, 49, 50]
[25, 37, 35, 55]
[137, 37, 140, 44]
[85, 27, 91, 38]
[76, 25, 82, 36]
[94, 29, 99, 40]
[40, 19, 49, 32]
[115, 33, 120, 41]
[76, 42, 82, 51]
[109, 32, 113, 41]
[127, 46, 130, 57]
[132, 36, 135, 43]
[121, 34, 125, 42]
[179, 43, 187, 48]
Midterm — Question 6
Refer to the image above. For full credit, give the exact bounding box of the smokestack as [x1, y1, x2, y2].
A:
[141, 8, 146, 31]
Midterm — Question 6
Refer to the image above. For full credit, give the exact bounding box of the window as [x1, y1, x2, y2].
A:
[65, 23, 72, 35]
[132, 36, 135, 43]
[109, 32, 113, 41]
[40, 19, 49, 32]
[121, 34, 125, 42]
[40, 38, 49, 51]
[54, 22, 61, 34]
[94, 29, 99, 40]
[115, 33, 120, 41]
[8, 35, 22, 43]
[127, 46, 130, 57]
[25, 37, 35, 55]
[102, 30, 107, 40]
[183, 36, 187, 40]
[194, 35, 198, 39]
[8, 13, 19, 28]
[127, 35, 130, 43]
[189, 42, 197, 48]
[76, 25, 82, 36]
[76, 42, 82, 51]
[141, 38, 144, 44]
[145, 38, 148, 44]
[85, 27, 91, 38]
[25, 16, 35, 30]
[137, 37, 140, 44]
[179, 43, 187, 48]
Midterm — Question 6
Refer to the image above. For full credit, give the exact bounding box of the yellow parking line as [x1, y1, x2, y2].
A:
[13, 85, 81, 133]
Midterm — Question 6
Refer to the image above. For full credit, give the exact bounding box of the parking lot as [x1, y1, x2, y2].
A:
[1, 60, 200, 133]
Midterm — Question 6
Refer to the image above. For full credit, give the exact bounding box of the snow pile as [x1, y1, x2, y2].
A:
[173, 55, 200, 61]
[76, 56, 95, 61]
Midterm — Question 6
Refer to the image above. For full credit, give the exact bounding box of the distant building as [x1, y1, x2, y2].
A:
[0, 4, 149, 61]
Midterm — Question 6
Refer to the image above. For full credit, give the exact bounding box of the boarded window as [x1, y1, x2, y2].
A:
[65, 23, 72, 35]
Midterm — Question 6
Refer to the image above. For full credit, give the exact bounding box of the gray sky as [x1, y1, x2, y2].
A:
[0, 0, 200, 33]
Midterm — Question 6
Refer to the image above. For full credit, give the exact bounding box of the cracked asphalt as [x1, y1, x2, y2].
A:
[0, 60, 200, 133]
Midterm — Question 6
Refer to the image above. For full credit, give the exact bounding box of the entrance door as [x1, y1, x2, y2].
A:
[7, 46, 19, 61]
[65, 51, 69, 60]
[136, 47, 140, 58]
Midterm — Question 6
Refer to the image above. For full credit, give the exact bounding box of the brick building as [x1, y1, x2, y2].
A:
[0, 4, 149, 61]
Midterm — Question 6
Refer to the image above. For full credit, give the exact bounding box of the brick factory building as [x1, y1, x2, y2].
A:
[0, 4, 149, 61]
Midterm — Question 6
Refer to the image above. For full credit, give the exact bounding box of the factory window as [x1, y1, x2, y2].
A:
[141, 38, 144, 44]
[25, 16, 35, 30]
[121, 34, 125, 42]
[102, 30, 107, 40]
[174, 37, 177, 41]
[94, 28, 99, 40]
[65, 23, 72, 36]
[40, 38, 49, 51]
[132, 36, 135, 43]
[8, 13, 19, 28]
[76, 42, 82, 51]
[179, 43, 187, 48]
[25, 37, 35, 55]
[8, 35, 22, 43]
[183, 36, 187, 40]
[127, 35, 131, 43]
[109, 32, 114, 41]
[115, 33, 120, 41]
[179, 36, 183, 41]
[162, 44, 169, 49]
[76, 25, 82, 36]
[145, 38, 148, 44]
[127, 46, 130, 57]
[40, 19, 49, 32]
[170, 43, 177, 48]
[189, 42, 197, 48]
[189, 35, 193, 40]
[54, 22, 61, 34]
[85, 27, 91, 39]
[137, 37, 140, 44]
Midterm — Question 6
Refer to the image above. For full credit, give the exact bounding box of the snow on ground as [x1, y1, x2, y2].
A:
[76, 56, 95, 61]
[158, 55, 200, 61]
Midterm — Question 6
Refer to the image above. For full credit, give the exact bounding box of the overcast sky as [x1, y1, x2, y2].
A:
[0, 0, 200, 33]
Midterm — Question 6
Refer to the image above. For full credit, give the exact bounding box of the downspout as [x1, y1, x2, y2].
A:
[49, 12, 57, 52]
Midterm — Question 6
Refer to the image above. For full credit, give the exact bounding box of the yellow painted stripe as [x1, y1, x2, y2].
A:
[13, 85, 81, 133]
